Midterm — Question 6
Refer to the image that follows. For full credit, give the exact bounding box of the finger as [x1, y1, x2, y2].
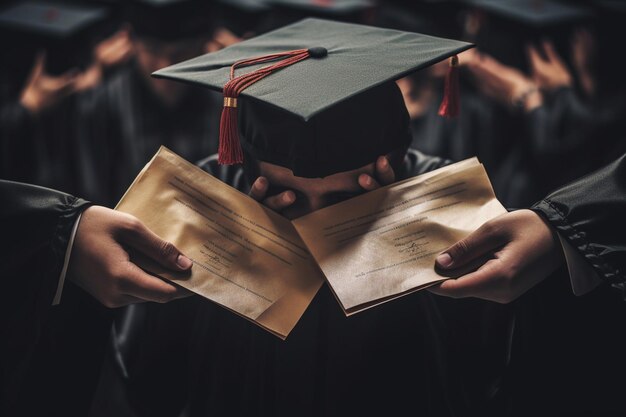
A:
[104, 44, 133, 65]
[73, 66, 101, 92]
[249, 176, 268, 201]
[526, 44, 543, 68]
[375, 156, 395, 186]
[33, 51, 46, 72]
[435, 222, 506, 270]
[542, 40, 561, 64]
[262, 190, 296, 212]
[49, 75, 79, 97]
[27, 51, 46, 82]
[358, 173, 381, 191]
[121, 263, 192, 303]
[427, 260, 503, 301]
[105, 36, 128, 54]
[122, 218, 193, 271]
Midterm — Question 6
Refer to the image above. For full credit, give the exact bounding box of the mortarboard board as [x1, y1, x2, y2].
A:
[0, 1, 109, 75]
[268, 0, 376, 15]
[153, 18, 473, 177]
[262, 0, 377, 30]
[595, 0, 626, 13]
[214, 0, 273, 37]
[373, 0, 464, 39]
[462, 0, 591, 27]
[460, 0, 593, 70]
[125, 0, 214, 41]
[218, 0, 272, 13]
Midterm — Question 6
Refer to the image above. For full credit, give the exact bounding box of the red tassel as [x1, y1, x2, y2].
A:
[438, 55, 460, 118]
[217, 48, 322, 165]
[218, 99, 243, 164]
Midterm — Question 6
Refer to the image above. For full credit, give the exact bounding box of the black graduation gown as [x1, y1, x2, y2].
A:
[526, 87, 626, 199]
[532, 152, 626, 284]
[1, 97, 101, 199]
[502, 154, 626, 416]
[0, 181, 111, 417]
[0, 64, 44, 187]
[90, 150, 515, 417]
[73, 62, 221, 207]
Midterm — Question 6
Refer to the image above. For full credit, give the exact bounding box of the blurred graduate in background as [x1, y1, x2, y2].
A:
[73, 0, 225, 206]
[0, 1, 133, 195]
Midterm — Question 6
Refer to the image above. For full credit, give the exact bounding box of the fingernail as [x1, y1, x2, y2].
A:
[380, 157, 388, 169]
[364, 175, 372, 186]
[177, 254, 193, 269]
[283, 192, 294, 203]
[436, 253, 452, 268]
[256, 177, 267, 187]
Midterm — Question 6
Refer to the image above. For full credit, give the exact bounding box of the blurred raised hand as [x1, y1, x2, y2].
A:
[94, 26, 135, 70]
[527, 40, 573, 92]
[466, 52, 542, 111]
[75, 27, 135, 92]
[19, 52, 78, 115]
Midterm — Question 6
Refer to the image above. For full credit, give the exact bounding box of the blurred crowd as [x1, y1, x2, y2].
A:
[1, 0, 624, 210]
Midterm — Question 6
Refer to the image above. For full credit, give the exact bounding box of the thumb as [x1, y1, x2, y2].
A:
[435, 222, 505, 270]
[122, 218, 193, 272]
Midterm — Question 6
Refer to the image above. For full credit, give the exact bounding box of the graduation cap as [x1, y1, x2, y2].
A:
[153, 18, 473, 177]
[463, 0, 592, 27]
[0, 1, 109, 75]
[214, 0, 272, 37]
[263, 0, 377, 30]
[375, 0, 464, 37]
[268, 0, 376, 15]
[125, 0, 214, 40]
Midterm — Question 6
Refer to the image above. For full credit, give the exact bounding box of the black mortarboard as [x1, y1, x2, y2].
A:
[0, 1, 108, 75]
[125, 0, 214, 40]
[463, 0, 591, 27]
[594, 0, 626, 13]
[268, 0, 375, 15]
[153, 18, 473, 177]
[374, 0, 464, 39]
[214, 0, 272, 37]
[263, 0, 377, 30]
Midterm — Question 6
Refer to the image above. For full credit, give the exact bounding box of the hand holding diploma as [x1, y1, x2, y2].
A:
[116, 148, 508, 336]
[293, 158, 507, 314]
[116, 147, 324, 339]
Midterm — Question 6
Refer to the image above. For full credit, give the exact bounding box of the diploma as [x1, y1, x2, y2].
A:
[292, 158, 507, 315]
[117, 147, 506, 337]
[115, 147, 324, 339]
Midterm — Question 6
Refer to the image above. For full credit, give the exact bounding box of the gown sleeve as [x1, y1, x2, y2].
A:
[530, 153, 626, 290]
[0, 179, 91, 411]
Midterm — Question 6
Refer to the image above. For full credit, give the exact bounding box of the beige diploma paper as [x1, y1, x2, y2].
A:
[292, 157, 507, 315]
[115, 147, 324, 339]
